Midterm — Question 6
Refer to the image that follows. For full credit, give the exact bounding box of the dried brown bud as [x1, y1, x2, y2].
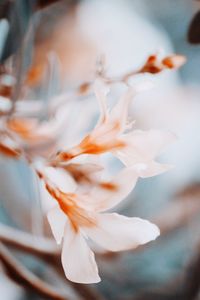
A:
[78, 82, 91, 95]
[140, 54, 186, 75]
[0, 85, 12, 98]
[162, 55, 186, 69]
[140, 55, 162, 74]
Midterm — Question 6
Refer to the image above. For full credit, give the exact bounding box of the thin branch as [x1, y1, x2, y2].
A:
[99, 54, 186, 85]
[0, 223, 59, 258]
[0, 242, 73, 300]
[68, 280, 106, 300]
[1, 190, 200, 261]
[154, 197, 200, 235]
[0, 224, 106, 300]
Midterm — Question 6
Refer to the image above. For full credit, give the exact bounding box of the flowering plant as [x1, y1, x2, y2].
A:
[0, 51, 185, 285]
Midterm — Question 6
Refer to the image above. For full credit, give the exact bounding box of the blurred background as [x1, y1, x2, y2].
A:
[1, 0, 200, 299]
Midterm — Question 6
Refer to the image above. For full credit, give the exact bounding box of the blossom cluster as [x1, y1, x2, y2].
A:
[0, 53, 185, 283]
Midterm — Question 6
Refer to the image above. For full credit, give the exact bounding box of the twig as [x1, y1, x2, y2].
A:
[0, 224, 106, 300]
[1, 190, 200, 261]
[0, 223, 59, 258]
[100, 54, 186, 85]
[154, 197, 200, 235]
[176, 241, 200, 300]
[0, 242, 73, 300]
[67, 281, 105, 300]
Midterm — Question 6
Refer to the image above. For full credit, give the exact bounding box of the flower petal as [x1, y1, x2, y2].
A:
[94, 79, 109, 126]
[43, 166, 77, 194]
[47, 205, 66, 244]
[114, 129, 176, 167]
[110, 88, 135, 132]
[89, 167, 139, 212]
[110, 82, 152, 133]
[61, 220, 100, 284]
[85, 213, 160, 252]
[133, 161, 173, 178]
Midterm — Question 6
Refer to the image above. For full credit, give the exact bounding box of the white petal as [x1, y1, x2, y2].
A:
[128, 129, 176, 159]
[40, 180, 56, 212]
[44, 166, 77, 194]
[85, 213, 160, 252]
[94, 79, 109, 126]
[134, 161, 174, 178]
[110, 88, 135, 132]
[90, 167, 139, 212]
[47, 205, 66, 244]
[114, 129, 176, 168]
[61, 220, 100, 284]
[110, 82, 153, 133]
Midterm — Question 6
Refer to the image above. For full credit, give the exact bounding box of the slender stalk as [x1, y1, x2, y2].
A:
[0, 242, 73, 300]
[1, 191, 200, 260]
[0, 223, 59, 258]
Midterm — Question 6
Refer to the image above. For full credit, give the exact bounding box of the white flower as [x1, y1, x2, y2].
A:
[41, 166, 159, 284]
[56, 80, 176, 178]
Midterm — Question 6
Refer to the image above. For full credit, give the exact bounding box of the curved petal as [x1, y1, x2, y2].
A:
[114, 130, 176, 166]
[44, 166, 77, 194]
[61, 220, 100, 284]
[110, 82, 152, 133]
[133, 161, 173, 178]
[47, 205, 66, 244]
[94, 79, 109, 126]
[85, 213, 160, 252]
[89, 167, 139, 212]
[110, 88, 135, 132]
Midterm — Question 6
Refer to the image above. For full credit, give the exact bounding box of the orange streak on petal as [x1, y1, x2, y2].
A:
[99, 182, 119, 191]
[7, 118, 51, 143]
[0, 143, 21, 158]
[56, 121, 125, 162]
[44, 179, 96, 230]
[56, 151, 75, 162]
[25, 63, 45, 87]
[7, 118, 37, 133]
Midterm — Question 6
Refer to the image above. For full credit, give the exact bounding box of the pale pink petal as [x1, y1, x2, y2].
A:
[110, 82, 153, 133]
[94, 79, 109, 125]
[89, 167, 139, 212]
[114, 129, 176, 167]
[113, 145, 144, 168]
[40, 180, 56, 212]
[128, 129, 176, 159]
[110, 88, 135, 132]
[73, 162, 103, 174]
[133, 161, 174, 178]
[85, 213, 159, 252]
[44, 166, 77, 193]
[47, 205, 66, 244]
[61, 220, 100, 284]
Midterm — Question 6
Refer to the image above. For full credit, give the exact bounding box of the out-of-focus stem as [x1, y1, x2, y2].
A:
[1, 191, 200, 260]
[0, 224, 106, 300]
[0, 223, 59, 258]
[0, 242, 73, 300]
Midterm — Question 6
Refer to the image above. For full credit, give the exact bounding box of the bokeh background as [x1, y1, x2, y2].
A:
[1, 1, 200, 299]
